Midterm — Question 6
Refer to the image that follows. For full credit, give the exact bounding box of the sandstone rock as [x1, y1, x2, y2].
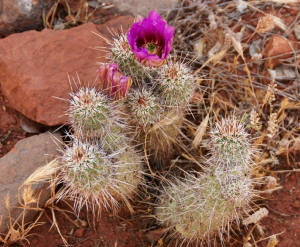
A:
[102, 0, 177, 17]
[0, 16, 133, 126]
[0, 0, 55, 38]
[96, 15, 133, 39]
[0, 132, 62, 234]
[263, 36, 295, 59]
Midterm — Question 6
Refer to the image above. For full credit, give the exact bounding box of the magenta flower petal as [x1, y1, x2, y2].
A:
[127, 10, 174, 67]
[98, 63, 132, 100]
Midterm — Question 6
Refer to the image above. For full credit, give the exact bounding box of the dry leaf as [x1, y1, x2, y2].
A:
[277, 111, 286, 123]
[150, 111, 182, 132]
[230, 34, 244, 59]
[278, 98, 300, 114]
[194, 39, 205, 58]
[211, 49, 228, 66]
[243, 208, 269, 225]
[267, 235, 279, 247]
[208, 42, 222, 58]
[22, 186, 37, 206]
[192, 114, 209, 148]
[5, 194, 10, 211]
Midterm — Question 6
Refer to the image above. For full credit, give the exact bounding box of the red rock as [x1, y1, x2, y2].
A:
[263, 36, 295, 59]
[0, 0, 55, 38]
[0, 16, 133, 126]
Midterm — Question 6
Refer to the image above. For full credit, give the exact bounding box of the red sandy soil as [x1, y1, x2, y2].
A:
[259, 172, 300, 247]
[25, 200, 153, 247]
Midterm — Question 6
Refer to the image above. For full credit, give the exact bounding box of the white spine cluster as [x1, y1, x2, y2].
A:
[209, 116, 253, 166]
[156, 61, 195, 107]
[68, 88, 112, 139]
[127, 88, 162, 128]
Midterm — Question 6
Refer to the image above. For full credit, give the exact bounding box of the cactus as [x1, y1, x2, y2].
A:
[155, 171, 254, 244]
[155, 115, 258, 244]
[68, 87, 113, 139]
[209, 116, 252, 167]
[127, 88, 183, 165]
[146, 110, 183, 166]
[68, 87, 129, 151]
[155, 61, 195, 107]
[214, 165, 253, 206]
[57, 138, 143, 213]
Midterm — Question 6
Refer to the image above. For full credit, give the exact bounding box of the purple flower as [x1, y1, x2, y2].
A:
[98, 63, 132, 100]
[127, 10, 174, 67]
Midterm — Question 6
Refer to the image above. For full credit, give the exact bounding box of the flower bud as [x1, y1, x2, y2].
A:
[98, 63, 132, 100]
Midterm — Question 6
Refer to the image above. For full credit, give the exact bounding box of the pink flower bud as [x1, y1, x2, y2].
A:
[98, 63, 132, 100]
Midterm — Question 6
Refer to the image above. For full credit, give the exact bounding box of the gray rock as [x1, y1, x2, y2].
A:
[0, 132, 62, 234]
[268, 66, 297, 81]
[0, 0, 55, 38]
[102, 0, 177, 17]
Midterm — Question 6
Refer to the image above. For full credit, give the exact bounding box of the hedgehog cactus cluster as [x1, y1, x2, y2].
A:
[58, 85, 143, 214]
[56, 9, 262, 246]
[108, 10, 195, 165]
[154, 116, 257, 244]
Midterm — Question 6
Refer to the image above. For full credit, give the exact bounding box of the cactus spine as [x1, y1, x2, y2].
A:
[209, 116, 252, 167]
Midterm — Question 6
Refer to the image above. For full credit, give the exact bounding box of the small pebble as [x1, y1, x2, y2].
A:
[74, 227, 86, 238]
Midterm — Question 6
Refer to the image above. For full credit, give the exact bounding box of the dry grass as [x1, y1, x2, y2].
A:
[43, 0, 112, 29]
